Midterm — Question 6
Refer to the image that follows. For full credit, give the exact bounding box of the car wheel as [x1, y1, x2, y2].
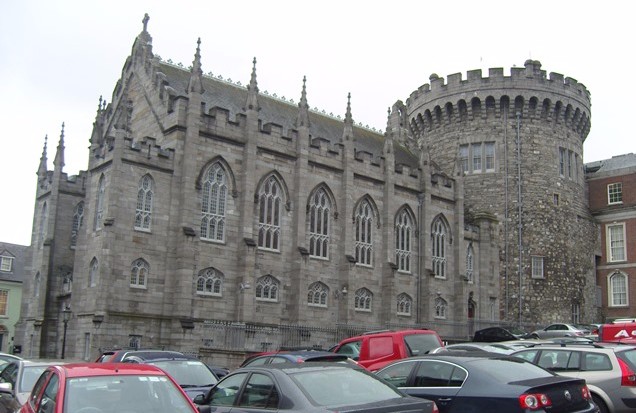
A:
[592, 394, 609, 413]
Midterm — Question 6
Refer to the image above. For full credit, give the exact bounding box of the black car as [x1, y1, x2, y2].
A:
[194, 362, 438, 413]
[240, 350, 351, 367]
[376, 352, 598, 413]
[472, 326, 527, 342]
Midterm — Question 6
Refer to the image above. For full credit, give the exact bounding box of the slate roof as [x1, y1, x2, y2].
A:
[585, 153, 636, 174]
[156, 62, 419, 170]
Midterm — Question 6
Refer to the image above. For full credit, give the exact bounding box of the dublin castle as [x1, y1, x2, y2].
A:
[15, 15, 599, 365]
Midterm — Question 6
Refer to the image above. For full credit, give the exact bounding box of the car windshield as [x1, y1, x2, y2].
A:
[472, 358, 555, 381]
[19, 366, 49, 392]
[150, 360, 218, 387]
[291, 368, 402, 407]
[64, 374, 194, 413]
[404, 334, 441, 356]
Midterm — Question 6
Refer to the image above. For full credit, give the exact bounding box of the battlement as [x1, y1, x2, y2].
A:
[408, 60, 590, 109]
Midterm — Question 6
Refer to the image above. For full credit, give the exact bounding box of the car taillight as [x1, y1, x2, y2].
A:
[432, 401, 439, 413]
[618, 358, 636, 386]
[519, 394, 552, 410]
[581, 385, 591, 400]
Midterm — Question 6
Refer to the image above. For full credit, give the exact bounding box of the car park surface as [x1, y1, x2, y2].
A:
[512, 342, 636, 413]
[376, 352, 598, 413]
[19, 362, 199, 413]
[331, 329, 443, 371]
[193, 362, 439, 413]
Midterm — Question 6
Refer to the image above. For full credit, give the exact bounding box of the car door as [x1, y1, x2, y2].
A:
[234, 372, 280, 412]
[404, 360, 465, 413]
[204, 372, 248, 412]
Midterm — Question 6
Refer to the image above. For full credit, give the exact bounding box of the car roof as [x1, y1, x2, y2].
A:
[118, 350, 193, 361]
[236, 361, 363, 373]
[55, 362, 170, 378]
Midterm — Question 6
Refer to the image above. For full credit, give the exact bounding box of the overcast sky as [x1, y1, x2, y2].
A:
[1, 1, 633, 246]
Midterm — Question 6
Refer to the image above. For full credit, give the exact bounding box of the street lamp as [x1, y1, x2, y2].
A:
[61, 307, 71, 359]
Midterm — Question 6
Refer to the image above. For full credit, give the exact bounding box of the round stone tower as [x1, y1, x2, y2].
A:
[405, 60, 599, 325]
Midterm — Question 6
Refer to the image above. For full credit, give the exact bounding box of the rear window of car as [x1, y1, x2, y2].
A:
[291, 368, 402, 407]
[473, 358, 555, 381]
[617, 349, 636, 371]
[404, 333, 442, 356]
[369, 337, 394, 359]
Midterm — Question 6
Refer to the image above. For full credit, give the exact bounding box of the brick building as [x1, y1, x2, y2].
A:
[15, 15, 600, 365]
[586, 154, 636, 320]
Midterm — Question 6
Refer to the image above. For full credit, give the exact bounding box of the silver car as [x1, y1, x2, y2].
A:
[512, 342, 636, 413]
[528, 323, 590, 339]
[0, 360, 66, 405]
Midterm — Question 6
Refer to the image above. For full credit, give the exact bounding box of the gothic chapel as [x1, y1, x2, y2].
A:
[16, 14, 597, 365]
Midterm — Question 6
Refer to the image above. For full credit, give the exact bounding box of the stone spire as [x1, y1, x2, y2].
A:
[383, 107, 394, 154]
[90, 96, 105, 147]
[133, 13, 153, 66]
[37, 135, 48, 180]
[342, 93, 354, 142]
[53, 122, 65, 171]
[295, 76, 310, 128]
[188, 38, 204, 94]
[246, 57, 259, 111]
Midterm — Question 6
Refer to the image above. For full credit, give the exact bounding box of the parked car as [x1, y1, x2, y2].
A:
[95, 348, 182, 362]
[512, 342, 636, 413]
[430, 342, 516, 355]
[331, 329, 443, 372]
[527, 323, 590, 339]
[19, 362, 199, 413]
[193, 362, 439, 412]
[376, 352, 597, 413]
[240, 350, 352, 367]
[122, 352, 219, 400]
[0, 353, 22, 369]
[0, 360, 66, 405]
[472, 326, 527, 342]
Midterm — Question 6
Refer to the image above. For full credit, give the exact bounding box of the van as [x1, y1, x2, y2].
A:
[331, 329, 443, 372]
[599, 320, 636, 344]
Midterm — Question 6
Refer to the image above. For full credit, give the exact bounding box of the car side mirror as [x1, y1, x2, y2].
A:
[193, 393, 205, 404]
[0, 382, 12, 394]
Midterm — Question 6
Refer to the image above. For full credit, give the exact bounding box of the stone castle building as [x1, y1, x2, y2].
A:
[15, 15, 599, 365]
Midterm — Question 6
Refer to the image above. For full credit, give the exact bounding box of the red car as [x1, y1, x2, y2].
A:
[20, 363, 199, 413]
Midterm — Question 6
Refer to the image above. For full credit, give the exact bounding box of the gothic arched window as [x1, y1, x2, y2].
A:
[255, 275, 279, 302]
[201, 163, 227, 241]
[130, 258, 149, 288]
[308, 188, 331, 259]
[466, 243, 474, 283]
[94, 175, 105, 231]
[89, 257, 98, 288]
[354, 288, 372, 312]
[71, 201, 84, 247]
[196, 268, 223, 296]
[397, 293, 412, 316]
[395, 209, 413, 273]
[258, 176, 283, 251]
[135, 175, 154, 231]
[355, 200, 373, 266]
[434, 296, 448, 319]
[307, 282, 328, 307]
[431, 217, 448, 278]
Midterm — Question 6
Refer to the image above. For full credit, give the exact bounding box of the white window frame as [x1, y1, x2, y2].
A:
[397, 293, 412, 316]
[201, 163, 227, 242]
[196, 268, 223, 296]
[255, 275, 279, 302]
[354, 288, 372, 312]
[608, 183, 623, 205]
[0, 290, 8, 316]
[432, 218, 447, 278]
[607, 223, 626, 262]
[609, 272, 628, 307]
[484, 142, 495, 172]
[434, 297, 448, 319]
[0, 256, 13, 272]
[130, 258, 148, 289]
[531, 256, 544, 279]
[471, 143, 482, 173]
[71, 201, 84, 248]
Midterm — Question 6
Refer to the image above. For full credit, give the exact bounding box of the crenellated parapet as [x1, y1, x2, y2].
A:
[406, 60, 592, 142]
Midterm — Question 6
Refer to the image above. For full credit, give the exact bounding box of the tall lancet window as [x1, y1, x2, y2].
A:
[135, 175, 154, 231]
[94, 175, 105, 231]
[258, 176, 282, 251]
[355, 200, 373, 266]
[201, 163, 227, 241]
[466, 243, 474, 283]
[309, 188, 331, 259]
[71, 201, 84, 247]
[431, 217, 448, 278]
[39, 202, 48, 245]
[395, 209, 413, 273]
